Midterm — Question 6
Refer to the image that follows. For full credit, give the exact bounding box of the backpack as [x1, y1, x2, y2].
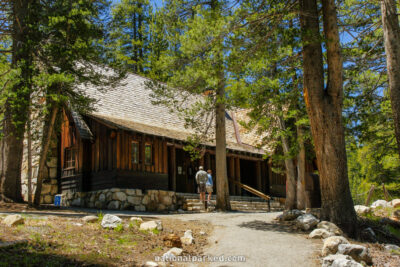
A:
[196, 170, 208, 184]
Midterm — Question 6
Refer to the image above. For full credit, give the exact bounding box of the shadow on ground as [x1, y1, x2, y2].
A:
[0, 241, 126, 267]
[238, 220, 298, 233]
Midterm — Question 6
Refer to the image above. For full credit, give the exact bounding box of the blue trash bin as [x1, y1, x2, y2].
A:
[54, 194, 62, 206]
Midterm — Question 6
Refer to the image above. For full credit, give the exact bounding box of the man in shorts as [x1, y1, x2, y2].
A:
[195, 166, 208, 208]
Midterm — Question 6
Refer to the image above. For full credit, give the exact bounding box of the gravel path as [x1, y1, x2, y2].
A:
[159, 211, 321, 267]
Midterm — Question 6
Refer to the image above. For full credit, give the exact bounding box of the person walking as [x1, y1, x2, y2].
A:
[195, 166, 208, 209]
[206, 169, 213, 204]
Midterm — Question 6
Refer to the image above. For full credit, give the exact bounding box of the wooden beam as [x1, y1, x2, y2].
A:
[171, 145, 176, 191]
[256, 161, 262, 191]
[227, 153, 264, 161]
[235, 157, 241, 196]
[229, 157, 236, 195]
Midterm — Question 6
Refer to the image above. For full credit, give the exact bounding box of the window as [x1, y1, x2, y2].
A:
[145, 143, 152, 165]
[64, 147, 76, 169]
[131, 141, 139, 164]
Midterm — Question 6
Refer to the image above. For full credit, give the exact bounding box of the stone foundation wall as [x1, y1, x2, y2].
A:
[63, 188, 185, 212]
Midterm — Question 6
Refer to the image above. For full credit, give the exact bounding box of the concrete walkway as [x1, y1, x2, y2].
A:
[159, 212, 321, 267]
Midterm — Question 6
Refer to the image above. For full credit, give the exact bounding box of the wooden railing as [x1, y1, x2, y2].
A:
[228, 178, 271, 201]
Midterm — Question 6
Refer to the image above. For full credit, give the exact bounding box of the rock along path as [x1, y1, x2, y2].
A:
[158, 211, 321, 267]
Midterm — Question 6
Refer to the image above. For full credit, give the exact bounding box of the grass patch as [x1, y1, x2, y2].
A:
[387, 225, 400, 239]
[97, 211, 104, 222]
[151, 228, 160, 235]
[114, 224, 124, 233]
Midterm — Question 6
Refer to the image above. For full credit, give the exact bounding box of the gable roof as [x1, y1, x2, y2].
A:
[80, 72, 269, 155]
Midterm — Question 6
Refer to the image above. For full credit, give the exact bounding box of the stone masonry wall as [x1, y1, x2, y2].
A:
[63, 188, 185, 212]
[20, 100, 59, 204]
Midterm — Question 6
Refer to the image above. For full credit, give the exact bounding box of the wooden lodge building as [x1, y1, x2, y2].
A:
[59, 73, 318, 203]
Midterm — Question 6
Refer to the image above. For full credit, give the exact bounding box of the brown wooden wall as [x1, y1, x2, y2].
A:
[86, 117, 169, 175]
[60, 111, 84, 191]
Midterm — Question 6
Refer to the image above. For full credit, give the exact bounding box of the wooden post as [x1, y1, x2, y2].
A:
[171, 146, 176, 191]
[365, 184, 375, 206]
[235, 157, 241, 195]
[229, 157, 235, 195]
[256, 161, 262, 191]
[382, 183, 390, 201]
[205, 152, 211, 170]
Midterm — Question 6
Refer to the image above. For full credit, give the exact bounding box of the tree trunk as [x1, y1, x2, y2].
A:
[296, 125, 307, 209]
[209, 0, 230, 211]
[277, 115, 297, 210]
[300, 0, 357, 236]
[0, 0, 33, 202]
[138, 2, 144, 73]
[381, 0, 400, 157]
[27, 106, 33, 205]
[34, 105, 59, 206]
[215, 83, 231, 210]
[133, 10, 138, 73]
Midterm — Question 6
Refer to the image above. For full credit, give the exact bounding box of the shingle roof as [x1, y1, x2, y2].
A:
[71, 110, 93, 141]
[79, 72, 268, 155]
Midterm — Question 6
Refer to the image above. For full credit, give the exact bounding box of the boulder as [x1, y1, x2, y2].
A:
[337, 244, 372, 264]
[385, 244, 400, 252]
[140, 220, 163, 231]
[279, 209, 304, 221]
[322, 254, 362, 267]
[296, 213, 319, 231]
[82, 215, 98, 223]
[322, 236, 350, 256]
[101, 214, 122, 229]
[391, 199, 400, 208]
[180, 230, 194, 245]
[107, 201, 120, 210]
[162, 247, 183, 260]
[354, 205, 371, 216]
[317, 221, 343, 236]
[309, 229, 334, 239]
[3, 214, 24, 227]
[371, 199, 389, 208]
[143, 261, 159, 267]
[163, 233, 182, 248]
[113, 192, 127, 202]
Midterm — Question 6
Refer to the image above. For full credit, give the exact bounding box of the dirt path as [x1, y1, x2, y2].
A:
[160, 211, 321, 267]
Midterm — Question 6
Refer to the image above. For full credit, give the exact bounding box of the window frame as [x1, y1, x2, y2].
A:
[144, 142, 153, 166]
[131, 141, 140, 164]
[64, 147, 76, 169]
